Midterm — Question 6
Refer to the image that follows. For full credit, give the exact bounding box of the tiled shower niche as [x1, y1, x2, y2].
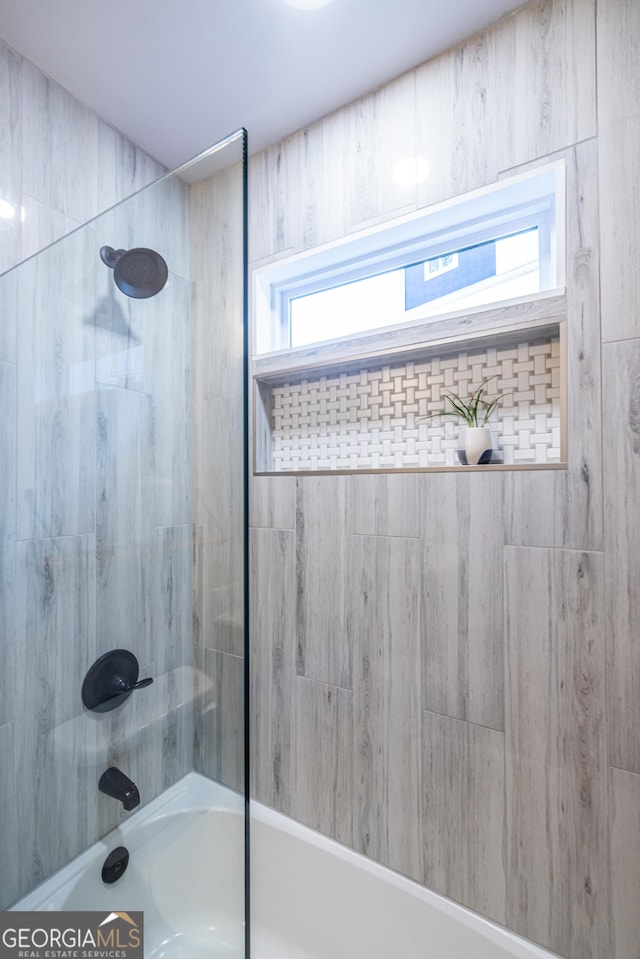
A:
[254, 324, 566, 474]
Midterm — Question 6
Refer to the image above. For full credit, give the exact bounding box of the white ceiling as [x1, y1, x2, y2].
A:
[0, 0, 527, 170]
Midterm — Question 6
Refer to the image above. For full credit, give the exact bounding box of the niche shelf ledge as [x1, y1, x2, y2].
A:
[252, 299, 567, 475]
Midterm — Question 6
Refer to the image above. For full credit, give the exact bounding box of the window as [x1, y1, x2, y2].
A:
[254, 161, 565, 355]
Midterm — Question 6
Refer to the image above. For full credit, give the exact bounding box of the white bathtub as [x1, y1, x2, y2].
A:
[14, 774, 561, 959]
[13, 772, 246, 959]
[250, 802, 562, 959]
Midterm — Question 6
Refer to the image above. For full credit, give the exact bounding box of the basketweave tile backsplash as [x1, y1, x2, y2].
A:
[268, 336, 561, 472]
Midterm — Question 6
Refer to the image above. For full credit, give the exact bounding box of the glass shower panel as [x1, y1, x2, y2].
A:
[0, 130, 247, 958]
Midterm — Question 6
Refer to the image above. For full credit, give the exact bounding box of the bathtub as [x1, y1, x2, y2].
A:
[250, 802, 562, 959]
[14, 773, 561, 959]
[13, 772, 246, 958]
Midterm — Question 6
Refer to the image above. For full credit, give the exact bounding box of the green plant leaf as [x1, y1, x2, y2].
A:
[417, 374, 512, 428]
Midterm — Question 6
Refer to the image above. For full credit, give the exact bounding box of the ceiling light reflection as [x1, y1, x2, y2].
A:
[0, 199, 16, 219]
[392, 155, 430, 186]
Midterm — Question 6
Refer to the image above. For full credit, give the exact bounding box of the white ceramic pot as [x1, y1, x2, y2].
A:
[460, 426, 493, 466]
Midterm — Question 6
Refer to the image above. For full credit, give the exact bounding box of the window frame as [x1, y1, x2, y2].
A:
[253, 160, 565, 357]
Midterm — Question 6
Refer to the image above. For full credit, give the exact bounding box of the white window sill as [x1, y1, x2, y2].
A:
[252, 288, 566, 382]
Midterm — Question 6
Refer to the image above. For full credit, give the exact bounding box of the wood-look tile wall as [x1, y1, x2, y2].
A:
[0, 55, 192, 906]
[249, 1, 639, 956]
[0, 38, 166, 276]
[2, 185, 197, 905]
[190, 162, 246, 792]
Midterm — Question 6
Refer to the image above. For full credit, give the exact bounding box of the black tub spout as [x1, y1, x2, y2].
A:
[98, 767, 140, 811]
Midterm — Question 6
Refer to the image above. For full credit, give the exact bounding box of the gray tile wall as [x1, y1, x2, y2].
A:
[0, 37, 166, 276]
[190, 163, 246, 792]
[249, 1, 638, 956]
[0, 36, 245, 909]
[0, 51, 195, 905]
[1, 178, 195, 903]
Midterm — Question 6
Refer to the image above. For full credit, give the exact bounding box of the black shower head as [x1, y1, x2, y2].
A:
[100, 246, 168, 299]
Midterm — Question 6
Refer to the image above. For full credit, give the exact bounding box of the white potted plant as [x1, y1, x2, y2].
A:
[423, 376, 512, 465]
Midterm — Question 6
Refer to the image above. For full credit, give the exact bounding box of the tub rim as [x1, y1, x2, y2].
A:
[250, 800, 562, 959]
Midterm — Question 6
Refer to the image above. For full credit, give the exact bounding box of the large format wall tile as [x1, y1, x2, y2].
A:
[15, 535, 97, 728]
[191, 166, 245, 672]
[599, 119, 640, 344]
[415, 0, 596, 207]
[603, 339, 640, 774]
[0, 261, 18, 365]
[249, 72, 417, 266]
[19, 196, 80, 264]
[341, 71, 417, 233]
[0, 361, 16, 727]
[0, 723, 16, 908]
[191, 166, 244, 401]
[415, 26, 502, 205]
[249, 475, 296, 531]
[598, 0, 640, 343]
[422, 711, 506, 923]
[202, 649, 244, 793]
[146, 275, 192, 528]
[248, 137, 302, 264]
[293, 676, 353, 846]
[16, 715, 97, 902]
[97, 120, 166, 214]
[296, 476, 351, 688]
[14, 534, 97, 901]
[197, 395, 244, 657]
[420, 472, 504, 730]
[504, 546, 608, 959]
[191, 163, 246, 795]
[21, 57, 99, 224]
[94, 263, 145, 392]
[93, 252, 192, 532]
[504, 140, 602, 550]
[350, 473, 420, 538]
[504, 0, 596, 166]
[93, 264, 192, 526]
[192, 525, 205, 775]
[249, 101, 381, 262]
[96, 387, 156, 669]
[140, 657, 193, 797]
[609, 766, 640, 959]
[16, 228, 97, 540]
[250, 528, 296, 812]
[0, 40, 23, 275]
[152, 525, 194, 674]
[351, 535, 422, 882]
[597, 0, 640, 117]
[298, 112, 350, 249]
